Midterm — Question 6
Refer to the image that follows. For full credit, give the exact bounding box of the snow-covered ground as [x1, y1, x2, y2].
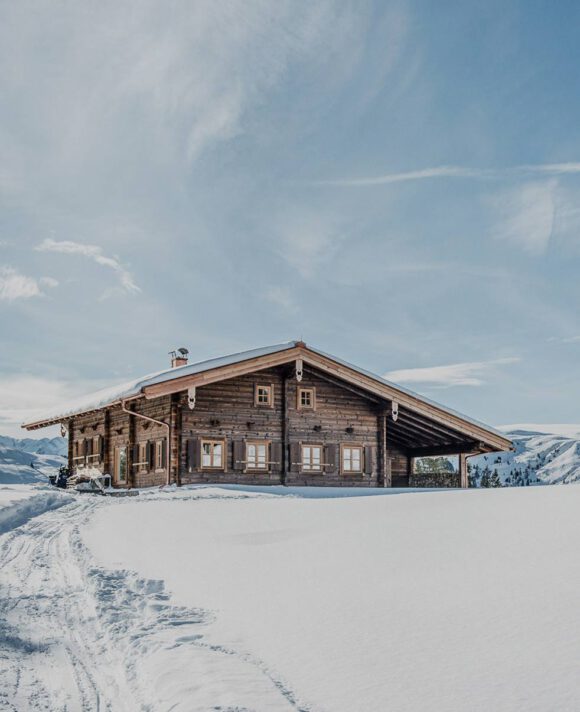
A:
[2, 484, 580, 711]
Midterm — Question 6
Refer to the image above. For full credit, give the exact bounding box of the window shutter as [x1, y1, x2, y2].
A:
[161, 439, 167, 468]
[364, 445, 374, 475]
[233, 440, 245, 471]
[97, 435, 104, 462]
[289, 442, 301, 472]
[270, 442, 283, 470]
[324, 444, 338, 474]
[132, 444, 140, 465]
[187, 437, 199, 472]
[148, 441, 155, 468]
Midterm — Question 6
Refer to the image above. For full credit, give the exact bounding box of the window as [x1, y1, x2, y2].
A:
[155, 439, 164, 471]
[255, 384, 273, 407]
[87, 435, 101, 464]
[298, 387, 315, 410]
[114, 446, 127, 484]
[202, 440, 225, 469]
[342, 445, 363, 474]
[302, 444, 322, 472]
[246, 441, 268, 471]
[138, 442, 148, 473]
[73, 439, 85, 468]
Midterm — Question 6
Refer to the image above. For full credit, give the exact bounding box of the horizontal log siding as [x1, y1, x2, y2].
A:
[179, 368, 284, 485]
[129, 397, 171, 488]
[69, 412, 107, 474]
[285, 371, 380, 486]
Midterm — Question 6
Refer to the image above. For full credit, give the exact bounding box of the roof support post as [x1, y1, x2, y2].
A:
[459, 453, 468, 489]
[67, 418, 74, 473]
[379, 412, 391, 487]
[282, 374, 290, 486]
[170, 395, 181, 487]
[103, 409, 111, 476]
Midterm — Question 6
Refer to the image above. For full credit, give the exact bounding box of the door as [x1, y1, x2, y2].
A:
[114, 446, 127, 486]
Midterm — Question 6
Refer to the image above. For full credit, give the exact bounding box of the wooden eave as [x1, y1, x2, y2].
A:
[142, 345, 512, 453]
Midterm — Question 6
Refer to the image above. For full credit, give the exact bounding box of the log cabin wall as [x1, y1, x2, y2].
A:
[178, 366, 396, 487]
[69, 365, 410, 488]
[179, 367, 285, 485]
[284, 370, 379, 486]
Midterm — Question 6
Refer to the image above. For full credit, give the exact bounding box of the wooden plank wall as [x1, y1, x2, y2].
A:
[69, 365, 412, 488]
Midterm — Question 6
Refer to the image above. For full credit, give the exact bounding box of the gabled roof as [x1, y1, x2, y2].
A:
[22, 340, 513, 453]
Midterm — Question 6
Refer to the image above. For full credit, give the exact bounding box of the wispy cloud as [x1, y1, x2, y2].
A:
[36, 239, 140, 295]
[315, 162, 580, 187]
[492, 180, 557, 255]
[385, 357, 521, 388]
[547, 335, 580, 344]
[275, 211, 344, 279]
[0, 267, 58, 302]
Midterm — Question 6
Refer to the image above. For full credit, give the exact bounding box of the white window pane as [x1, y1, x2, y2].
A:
[214, 453, 222, 467]
[202, 453, 211, 467]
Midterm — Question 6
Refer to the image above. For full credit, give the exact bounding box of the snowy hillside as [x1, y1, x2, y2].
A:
[469, 425, 580, 486]
[0, 435, 67, 484]
[4, 484, 580, 711]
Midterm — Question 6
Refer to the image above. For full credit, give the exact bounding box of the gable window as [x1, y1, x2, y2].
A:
[298, 387, 315, 410]
[301, 444, 322, 472]
[342, 445, 363, 474]
[255, 384, 273, 407]
[202, 439, 225, 469]
[246, 441, 268, 471]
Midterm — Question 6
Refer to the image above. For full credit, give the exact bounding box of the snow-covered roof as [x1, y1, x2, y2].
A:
[22, 340, 510, 446]
[22, 342, 299, 428]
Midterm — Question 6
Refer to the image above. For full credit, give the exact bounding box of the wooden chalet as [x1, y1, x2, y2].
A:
[22, 341, 512, 489]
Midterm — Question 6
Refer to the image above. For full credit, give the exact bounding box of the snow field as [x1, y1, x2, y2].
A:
[85, 485, 580, 712]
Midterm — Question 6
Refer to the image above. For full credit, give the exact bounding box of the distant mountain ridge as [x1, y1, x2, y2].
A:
[470, 426, 580, 486]
[2, 427, 580, 487]
[0, 436, 67, 484]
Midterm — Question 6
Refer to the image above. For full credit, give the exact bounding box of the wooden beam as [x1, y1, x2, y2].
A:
[408, 442, 480, 458]
[304, 366, 383, 404]
[282, 375, 290, 485]
[459, 453, 468, 488]
[143, 347, 303, 399]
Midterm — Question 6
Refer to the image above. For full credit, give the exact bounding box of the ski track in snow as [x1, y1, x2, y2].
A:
[0, 494, 314, 712]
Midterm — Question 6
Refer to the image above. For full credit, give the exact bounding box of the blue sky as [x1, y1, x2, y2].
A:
[1, 0, 580, 436]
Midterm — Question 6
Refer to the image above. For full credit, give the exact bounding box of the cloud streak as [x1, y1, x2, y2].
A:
[36, 239, 140, 295]
[385, 357, 521, 388]
[316, 162, 580, 187]
[0, 267, 58, 302]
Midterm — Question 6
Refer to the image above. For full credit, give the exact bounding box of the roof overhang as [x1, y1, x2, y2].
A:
[22, 342, 513, 454]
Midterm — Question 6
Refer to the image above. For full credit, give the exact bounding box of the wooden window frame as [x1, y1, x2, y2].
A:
[154, 439, 165, 473]
[297, 387, 316, 410]
[201, 439, 226, 471]
[254, 383, 274, 408]
[340, 444, 364, 475]
[114, 445, 128, 484]
[73, 439, 85, 468]
[301, 443, 323, 473]
[87, 435, 101, 465]
[245, 440, 270, 473]
[137, 442, 148, 473]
